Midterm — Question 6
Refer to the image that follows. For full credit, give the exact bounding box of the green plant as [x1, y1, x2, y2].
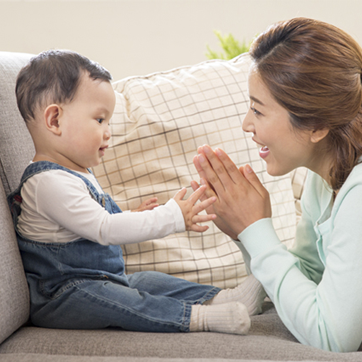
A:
[206, 30, 251, 60]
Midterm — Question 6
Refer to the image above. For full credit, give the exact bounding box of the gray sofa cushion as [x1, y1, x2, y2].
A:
[0, 356, 321, 362]
[0, 51, 33, 345]
[1, 304, 362, 361]
[0, 180, 29, 344]
[0, 51, 35, 196]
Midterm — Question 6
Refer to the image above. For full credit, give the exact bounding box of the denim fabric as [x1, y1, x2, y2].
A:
[8, 161, 220, 332]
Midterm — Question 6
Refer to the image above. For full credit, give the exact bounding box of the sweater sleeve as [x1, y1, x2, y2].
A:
[235, 173, 362, 352]
[32, 172, 185, 245]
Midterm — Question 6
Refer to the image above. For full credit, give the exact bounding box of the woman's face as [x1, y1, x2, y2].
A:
[242, 68, 327, 177]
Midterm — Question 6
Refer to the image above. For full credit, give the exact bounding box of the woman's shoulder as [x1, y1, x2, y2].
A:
[336, 162, 362, 199]
[330, 162, 362, 226]
[345, 161, 362, 183]
[303, 170, 332, 200]
[304, 163, 362, 206]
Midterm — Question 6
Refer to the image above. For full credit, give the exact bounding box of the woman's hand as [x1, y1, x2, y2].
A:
[193, 145, 272, 239]
[132, 197, 159, 212]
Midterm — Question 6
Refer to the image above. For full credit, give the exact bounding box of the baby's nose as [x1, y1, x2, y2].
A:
[104, 129, 111, 140]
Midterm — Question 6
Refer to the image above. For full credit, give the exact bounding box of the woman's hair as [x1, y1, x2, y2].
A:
[16, 49, 112, 123]
[249, 17, 362, 190]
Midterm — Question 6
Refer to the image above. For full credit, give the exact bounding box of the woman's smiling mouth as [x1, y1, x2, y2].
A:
[259, 146, 270, 159]
[252, 138, 270, 159]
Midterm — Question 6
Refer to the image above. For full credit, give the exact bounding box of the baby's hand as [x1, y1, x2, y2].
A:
[173, 185, 217, 232]
[132, 197, 159, 212]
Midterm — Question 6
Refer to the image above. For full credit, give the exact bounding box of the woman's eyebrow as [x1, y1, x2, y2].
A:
[249, 95, 265, 106]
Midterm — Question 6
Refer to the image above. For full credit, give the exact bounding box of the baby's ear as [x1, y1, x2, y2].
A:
[44, 104, 62, 135]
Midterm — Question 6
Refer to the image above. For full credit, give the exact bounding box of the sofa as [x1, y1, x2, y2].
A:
[0, 50, 361, 362]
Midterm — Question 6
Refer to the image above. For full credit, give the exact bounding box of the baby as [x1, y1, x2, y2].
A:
[8, 50, 265, 334]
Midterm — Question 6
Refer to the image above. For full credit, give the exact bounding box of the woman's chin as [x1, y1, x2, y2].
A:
[265, 163, 290, 177]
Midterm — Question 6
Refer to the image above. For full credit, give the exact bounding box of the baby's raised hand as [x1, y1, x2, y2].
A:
[132, 197, 159, 212]
[173, 185, 217, 232]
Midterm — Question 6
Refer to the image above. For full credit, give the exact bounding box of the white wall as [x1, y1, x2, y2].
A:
[1, 0, 361, 81]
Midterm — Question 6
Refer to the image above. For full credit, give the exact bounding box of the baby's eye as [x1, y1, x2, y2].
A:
[96, 118, 104, 124]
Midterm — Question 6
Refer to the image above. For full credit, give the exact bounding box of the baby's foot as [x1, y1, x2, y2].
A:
[190, 301, 250, 335]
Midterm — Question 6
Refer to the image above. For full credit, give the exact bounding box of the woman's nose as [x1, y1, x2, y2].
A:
[242, 110, 255, 133]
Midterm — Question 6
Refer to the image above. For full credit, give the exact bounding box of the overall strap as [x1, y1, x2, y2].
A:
[19, 161, 101, 200]
[7, 161, 121, 225]
[11, 161, 127, 282]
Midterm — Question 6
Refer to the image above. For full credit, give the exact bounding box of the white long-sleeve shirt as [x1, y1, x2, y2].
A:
[17, 170, 185, 246]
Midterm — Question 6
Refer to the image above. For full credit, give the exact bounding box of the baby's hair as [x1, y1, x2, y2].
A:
[16, 49, 112, 123]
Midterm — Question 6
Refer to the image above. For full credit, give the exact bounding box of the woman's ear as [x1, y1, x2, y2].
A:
[44, 104, 62, 135]
[311, 128, 329, 144]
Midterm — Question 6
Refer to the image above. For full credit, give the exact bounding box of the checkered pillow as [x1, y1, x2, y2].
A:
[92, 53, 296, 288]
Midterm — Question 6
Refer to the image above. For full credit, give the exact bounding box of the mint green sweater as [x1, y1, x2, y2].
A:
[236, 164, 362, 352]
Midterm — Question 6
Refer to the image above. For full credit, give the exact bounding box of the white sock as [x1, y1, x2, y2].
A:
[204, 274, 266, 316]
[189, 302, 250, 335]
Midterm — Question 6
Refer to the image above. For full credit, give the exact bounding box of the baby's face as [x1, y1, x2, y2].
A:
[56, 73, 116, 172]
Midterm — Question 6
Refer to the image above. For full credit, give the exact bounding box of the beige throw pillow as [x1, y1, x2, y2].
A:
[92, 54, 296, 288]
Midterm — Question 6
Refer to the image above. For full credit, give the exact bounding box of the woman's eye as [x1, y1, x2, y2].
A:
[251, 107, 261, 116]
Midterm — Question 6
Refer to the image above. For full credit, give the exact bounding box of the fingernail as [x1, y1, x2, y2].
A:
[215, 148, 222, 156]
[203, 145, 211, 154]
[246, 164, 253, 173]
[200, 178, 206, 185]
[198, 154, 205, 163]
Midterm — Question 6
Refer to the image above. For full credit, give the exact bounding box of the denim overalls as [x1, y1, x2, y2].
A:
[8, 161, 220, 332]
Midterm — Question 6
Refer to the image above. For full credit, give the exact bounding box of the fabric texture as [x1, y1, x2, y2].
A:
[237, 165, 362, 352]
[92, 53, 297, 288]
[0, 51, 35, 196]
[17, 169, 184, 245]
[5, 357, 355, 362]
[290, 167, 308, 218]
[0, 181, 29, 344]
[1, 303, 362, 361]
[0, 51, 32, 344]
[1, 356, 335, 362]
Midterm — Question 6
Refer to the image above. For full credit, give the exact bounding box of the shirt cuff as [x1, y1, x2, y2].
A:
[166, 198, 186, 233]
[237, 218, 281, 259]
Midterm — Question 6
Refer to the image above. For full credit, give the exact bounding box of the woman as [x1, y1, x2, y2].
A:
[192, 17, 362, 352]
